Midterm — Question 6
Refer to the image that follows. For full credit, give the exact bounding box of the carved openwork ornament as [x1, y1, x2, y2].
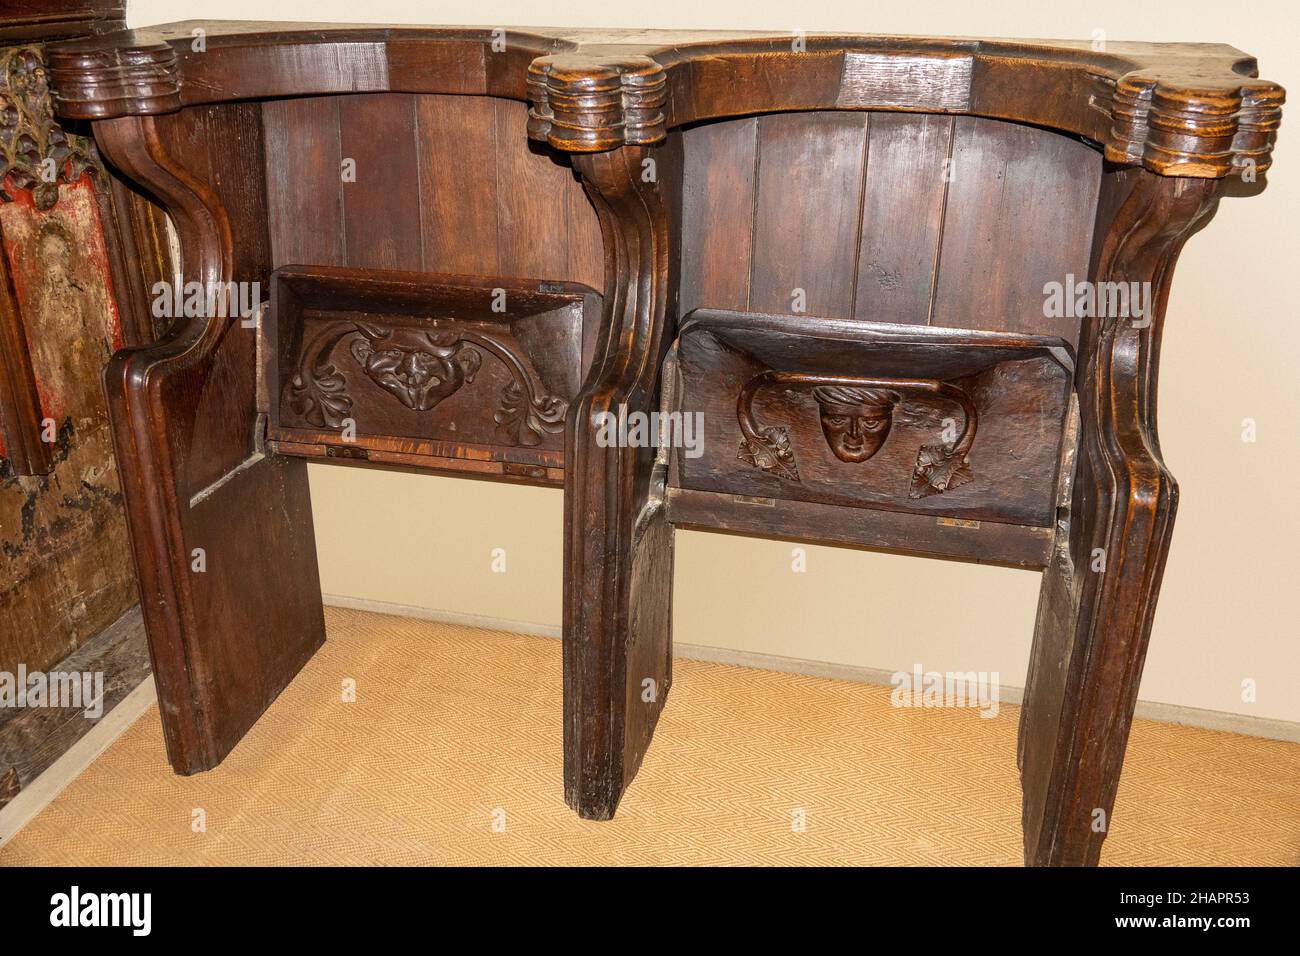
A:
[736, 371, 978, 499]
[286, 322, 567, 447]
[0, 47, 98, 210]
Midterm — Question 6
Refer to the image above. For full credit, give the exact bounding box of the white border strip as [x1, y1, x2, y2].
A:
[323, 594, 1300, 744]
[0, 676, 157, 849]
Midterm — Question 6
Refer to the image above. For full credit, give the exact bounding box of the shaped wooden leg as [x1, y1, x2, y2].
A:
[1019, 168, 1221, 865]
[564, 142, 681, 819]
[96, 109, 326, 773]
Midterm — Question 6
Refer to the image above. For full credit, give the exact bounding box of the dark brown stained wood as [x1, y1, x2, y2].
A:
[264, 265, 597, 473]
[564, 165, 605, 292]
[151, 102, 270, 496]
[338, 93, 423, 271]
[416, 94, 500, 276]
[749, 111, 867, 317]
[43, 21, 1283, 868]
[680, 117, 757, 314]
[48, 23, 1284, 180]
[672, 309, 1074, 528]
[263, 97, 344, 268]
[93, 104, 325, 775]
[564, 138, 682, 820]
[1017, 169, 1220, 866]
[854, 113, 953, 326]
[931, 117, 1102, 344]
[494, 98, 581, 281]
[0, 0, 124, 43]
[667, 488, 1053, 569]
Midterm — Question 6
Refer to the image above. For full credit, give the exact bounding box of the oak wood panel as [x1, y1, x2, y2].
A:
[152, 103, 271, 498]
[416, 94, 499, 275]
[338, 93, 423, 271]
[263, 97, 344, 268]
[263, 93, 602, 288]
[854, 113, 954, 326]
[931, 116, 1102, 343]
[494, 98, 581, 281]
[749, 111, 868, 317]
[679, 116, 757, 314]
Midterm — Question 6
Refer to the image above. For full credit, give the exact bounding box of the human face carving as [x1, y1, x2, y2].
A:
[812, 387, 899, 463]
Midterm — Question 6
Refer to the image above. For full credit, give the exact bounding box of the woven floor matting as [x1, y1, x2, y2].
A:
[3, 607, 1296, 865]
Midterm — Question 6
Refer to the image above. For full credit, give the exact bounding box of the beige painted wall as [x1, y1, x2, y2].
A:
[130, 1, 1299, 722]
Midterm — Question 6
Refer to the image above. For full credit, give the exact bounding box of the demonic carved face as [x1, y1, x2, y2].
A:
[350, 326, 482, 411]
[811, 385, 900, 463]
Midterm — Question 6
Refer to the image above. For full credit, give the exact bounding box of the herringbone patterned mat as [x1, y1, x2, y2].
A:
[3, 607, 1296, 865]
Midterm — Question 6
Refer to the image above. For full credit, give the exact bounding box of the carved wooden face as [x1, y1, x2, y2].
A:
[350, 328, 482, 411]
[812, 386, 899, 463]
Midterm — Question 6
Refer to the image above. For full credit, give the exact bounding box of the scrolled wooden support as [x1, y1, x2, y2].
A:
[1018, 167, 1222, 866]
[563, 139, 680, 819]
[93, 106, 325, 775]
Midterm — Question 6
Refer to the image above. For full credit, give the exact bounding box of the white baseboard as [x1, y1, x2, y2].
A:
[323, 594, 1300, 744]
[0, 676, 157, 849]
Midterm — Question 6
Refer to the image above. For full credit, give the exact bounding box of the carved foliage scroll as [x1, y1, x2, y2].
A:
[286, 321, 567, 447]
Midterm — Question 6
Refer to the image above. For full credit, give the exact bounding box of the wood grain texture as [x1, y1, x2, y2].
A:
[1019, 168, 1221, 866]
[263, 97, 344, 268]
[93, 105, 325, 775]
[44, 22, 1280, 869]
[416, 95, 499, 276]
[854, 113, 953, 326]
[680, 116, 757, 314]
[749, 111, 867, 317]
[932, 117, 1102, 343]
[564, 139, 682, 820]
[339, 94, 422, 272]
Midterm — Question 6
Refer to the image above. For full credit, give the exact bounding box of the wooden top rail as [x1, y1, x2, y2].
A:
[46, 21, 1283, 177]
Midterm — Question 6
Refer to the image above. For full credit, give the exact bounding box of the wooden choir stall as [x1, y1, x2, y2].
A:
[43, 22, 1283, 865]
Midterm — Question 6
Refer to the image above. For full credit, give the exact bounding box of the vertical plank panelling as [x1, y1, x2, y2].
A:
[338, 93, 423, 271]
[262, 97, 344, 269]
[854, 113, 953, 326]
[564, 164, 604, 291]
[932, 116, 1102, 344]
[679, 117, 758, 315]
[749, 112, 867, 318]
[415, 94, 499, 275]
[494, 98, 579, 281]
